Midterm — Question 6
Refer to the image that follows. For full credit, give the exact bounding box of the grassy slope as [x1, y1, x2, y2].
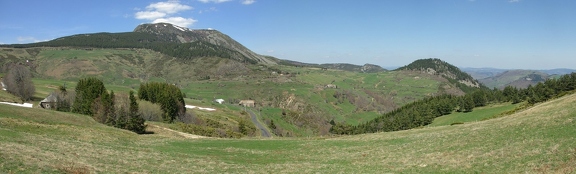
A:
[429, 102, 521, 127]
[2, 92, 575, 173]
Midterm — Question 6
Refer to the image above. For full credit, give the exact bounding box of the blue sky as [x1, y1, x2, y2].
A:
[1, 0, 575, 69]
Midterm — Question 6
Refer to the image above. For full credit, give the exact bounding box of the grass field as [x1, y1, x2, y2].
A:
[429, 102, 521, 127]
[1, 91, 575, 173]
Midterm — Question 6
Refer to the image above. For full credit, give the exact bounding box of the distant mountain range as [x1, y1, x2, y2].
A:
[461, 67, 576, 89]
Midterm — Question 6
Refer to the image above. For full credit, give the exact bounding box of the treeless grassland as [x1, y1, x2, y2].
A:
[1, 93, 575, 173]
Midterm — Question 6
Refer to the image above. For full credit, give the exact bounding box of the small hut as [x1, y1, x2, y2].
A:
[40, 93, 58, 109]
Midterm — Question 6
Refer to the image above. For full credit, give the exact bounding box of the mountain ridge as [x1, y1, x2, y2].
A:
[133, 23, 276, 65]
[397, 58, 483, 92]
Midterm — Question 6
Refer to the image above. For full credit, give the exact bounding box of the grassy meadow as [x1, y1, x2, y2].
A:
[429, 102, 521, 127]
[1, 91, 575, 173]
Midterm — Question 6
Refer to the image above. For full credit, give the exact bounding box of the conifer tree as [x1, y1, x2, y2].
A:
[127, 91, 146, 134]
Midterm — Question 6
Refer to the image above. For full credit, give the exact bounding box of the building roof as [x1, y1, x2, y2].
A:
[41, 93, 58, 103]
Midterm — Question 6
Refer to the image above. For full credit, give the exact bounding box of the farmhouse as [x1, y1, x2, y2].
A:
[239, 100, 255, 107]
[40, 93, 58, 109]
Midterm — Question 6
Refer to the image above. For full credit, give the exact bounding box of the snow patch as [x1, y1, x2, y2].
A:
[0, 102, 33, 108]
[185, 105, 216, 111]
[173, 25, 187, 32]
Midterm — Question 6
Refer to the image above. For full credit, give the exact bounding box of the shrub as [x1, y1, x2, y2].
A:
[2, 64, 35, 102]
[138, 100, 163, 122]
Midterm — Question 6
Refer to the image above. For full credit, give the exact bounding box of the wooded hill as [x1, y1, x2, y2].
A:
[2, 23, 275, 65]
[397, 58, 484, 93]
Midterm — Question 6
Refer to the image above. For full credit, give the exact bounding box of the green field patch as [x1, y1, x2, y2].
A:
[429, 102, 520, 127]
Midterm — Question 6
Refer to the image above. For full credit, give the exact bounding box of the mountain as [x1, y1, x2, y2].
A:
[319, 63, 387, 73]
[460, 67, 508, 80]
[268, 56, 387, 73]
[4, 23, 275, 65]
[540, 68, 576, 75]
[479, 70, 550, 89]
[462, 67, 576, 81]
[396, 58, 482, 92]
[133, 23, 276, 65]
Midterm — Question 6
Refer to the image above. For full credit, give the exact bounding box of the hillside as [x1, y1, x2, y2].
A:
[319, 63, 387, 73]
[269, 57, 387, 73]
[3, 23, 275, 65]
[0, 46, 464, 136]
[479, 70, 549, 89]
[133, 23, 276, 65]
[397, 58, 483, 92]
[461, 67, 508, 80]
[1, 90, 575, 173]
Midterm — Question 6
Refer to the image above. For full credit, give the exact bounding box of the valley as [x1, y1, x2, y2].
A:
[1, 22, 575, 173]
[1, 46, 469, 137]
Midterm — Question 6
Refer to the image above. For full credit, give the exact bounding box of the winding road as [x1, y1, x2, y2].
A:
[246, 109, 271, 138]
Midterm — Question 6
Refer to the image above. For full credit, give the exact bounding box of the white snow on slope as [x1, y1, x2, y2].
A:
[185, 105, 216, 111]
[173, 25, 186, 32]
[0, 102, 33, 108]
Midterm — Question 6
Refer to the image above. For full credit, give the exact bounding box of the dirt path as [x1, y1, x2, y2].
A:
[246, 109, 271, 137]
[147, 124, 207, 139]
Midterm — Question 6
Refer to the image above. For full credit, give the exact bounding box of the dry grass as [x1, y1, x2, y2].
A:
[1, 93, 576, 173]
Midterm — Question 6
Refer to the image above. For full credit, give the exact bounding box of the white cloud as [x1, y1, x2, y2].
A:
[508, 0, 520, 2]
[134, 0, 197, 27]
[152, 17, 198, 27]
[147, 1, 192, 14]
[135, 11, 166, 20]
[198, 0, 232, 3]
[241, 0, 256, 5]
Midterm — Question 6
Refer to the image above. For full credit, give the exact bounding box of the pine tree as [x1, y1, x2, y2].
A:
[115, 107, 128, 129]
[72, 77, 106, 116]
[127, 91, 146, 134]
[105, 91, 116, 126]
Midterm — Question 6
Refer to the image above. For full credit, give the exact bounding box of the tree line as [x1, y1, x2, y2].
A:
[138, 82, 186, 123]
[331, 73, 576, 135]
[71, 77, 146, 133]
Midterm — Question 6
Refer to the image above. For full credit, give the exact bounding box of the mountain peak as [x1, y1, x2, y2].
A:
[133, 23, 276, 65]
[398, 58, 481, 88]
[134, 23, 190, 33]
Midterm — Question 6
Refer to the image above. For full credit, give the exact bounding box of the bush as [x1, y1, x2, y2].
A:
[2, 64, 35, 102]
[138, 82, 186, 123]
[138, 100, 163, 122]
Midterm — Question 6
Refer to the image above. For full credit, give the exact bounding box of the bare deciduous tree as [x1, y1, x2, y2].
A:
[3, 64, 35, 102]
